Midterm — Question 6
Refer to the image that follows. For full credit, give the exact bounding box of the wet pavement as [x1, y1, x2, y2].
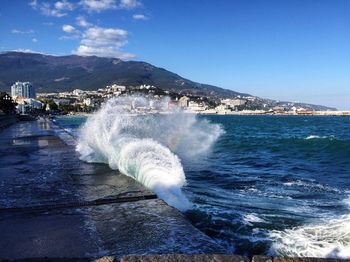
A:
[0, 120, 223, 260]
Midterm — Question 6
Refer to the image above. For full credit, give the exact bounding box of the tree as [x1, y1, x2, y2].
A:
[0, 92, 16, 114]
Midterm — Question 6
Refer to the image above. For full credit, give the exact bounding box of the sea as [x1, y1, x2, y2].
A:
[54, 98, 350, 259]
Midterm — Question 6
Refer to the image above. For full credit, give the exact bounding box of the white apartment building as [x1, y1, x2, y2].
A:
[11, 82, 35, 98]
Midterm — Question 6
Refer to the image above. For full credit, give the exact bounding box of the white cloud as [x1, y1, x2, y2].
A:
[79, 0, 141, 12]
[29, 0, 74, 17]
[79, 0, 117, 12]
[55, 0, 75, 11]
[75, 45, 135, 60]
[11, 49, 55, 56]
[11, 29, 35, 34]
[81, 26, 128, 47]
[132, 14, 148, 20]
[61, 24, 81, 39]
[59, 35, 80, 40]
[30, 0, 142, 17]
[76, 16, 92, 27]
[120, 0, 141, 9]
[12, 49, 36, 53]
[29, 0, 38, 9]
[73, 26, 135, 60]
[62, 24, 77, 33]
[32, 38, 38, 43]
[41, 3, 66, 17]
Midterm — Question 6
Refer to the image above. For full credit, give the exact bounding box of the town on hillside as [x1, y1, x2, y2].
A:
[1, 81, 349, 117]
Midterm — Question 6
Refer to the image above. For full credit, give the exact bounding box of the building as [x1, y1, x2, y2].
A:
[221, 98, 246, 108]
[11, 82, 35, 98]
[272, 106, 286, 114]
[215, 104, 231, 114]
[15, 98, 43, 114]
[72, 89, 85, 96]
[83, 98, 99, 107]
[178, 96, 190, 108]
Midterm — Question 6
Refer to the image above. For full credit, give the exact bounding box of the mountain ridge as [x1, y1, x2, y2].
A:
[0, 51, 335, 110]
[0, 51, 247, 99]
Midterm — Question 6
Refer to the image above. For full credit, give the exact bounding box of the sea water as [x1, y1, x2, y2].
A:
[54, 98, 350, 258]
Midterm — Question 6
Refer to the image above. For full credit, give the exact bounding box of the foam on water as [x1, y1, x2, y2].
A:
[305, 135, 334, 140]
[243, 214, 267, 225]
[269, 196, 350, 258]
[76, 96, 223, 211]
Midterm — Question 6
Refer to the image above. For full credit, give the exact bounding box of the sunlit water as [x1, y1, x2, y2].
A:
[54, 110, 350, 258]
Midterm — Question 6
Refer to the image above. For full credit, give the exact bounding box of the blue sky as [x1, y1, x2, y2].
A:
[1, 0, 349, 109]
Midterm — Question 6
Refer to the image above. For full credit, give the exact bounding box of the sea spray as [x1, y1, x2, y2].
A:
[76, 96, 223, 211]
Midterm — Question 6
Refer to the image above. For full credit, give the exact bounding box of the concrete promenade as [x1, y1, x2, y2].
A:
[0, 120, 223, 260]
[0, 114, 17, 130]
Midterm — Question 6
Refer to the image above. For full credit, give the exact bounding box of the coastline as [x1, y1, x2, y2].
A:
[198, 110, 350, 116]
[53, 110, 350, 118]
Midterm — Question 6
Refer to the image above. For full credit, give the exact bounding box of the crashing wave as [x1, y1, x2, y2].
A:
[76, 96, 223, 211]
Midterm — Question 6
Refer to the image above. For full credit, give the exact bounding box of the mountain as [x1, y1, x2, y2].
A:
[0, 52, 336, 110]
[0, 51, 247, 99]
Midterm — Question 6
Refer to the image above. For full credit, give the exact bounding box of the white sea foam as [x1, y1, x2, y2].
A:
[305, 135, 321, 140]
[305, 135, 334, 140]
[270, 212, 350, 258]
[344, 197, 350, 208]
[243, 213, 267, 225]
[283, 180, 341, 193]
[76, 96, 223, 211]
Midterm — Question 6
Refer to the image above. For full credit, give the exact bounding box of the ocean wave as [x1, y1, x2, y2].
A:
[76, 96, 223, 211]
[256, 182, 350, 258]
[283, 180, 341, 193]
[270, 195, 350, 258]
[305, 135, 334, 140]
[243, 213, 267, 225]
[344, 197, 350, 208]
[269, 214, 350, 258]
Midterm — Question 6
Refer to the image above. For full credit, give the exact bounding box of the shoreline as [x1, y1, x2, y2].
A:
[54, 110, 350, 118]
[198, 110, 350, 116]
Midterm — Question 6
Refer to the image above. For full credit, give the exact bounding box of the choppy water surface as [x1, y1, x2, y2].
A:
[55, 112, 350, 258]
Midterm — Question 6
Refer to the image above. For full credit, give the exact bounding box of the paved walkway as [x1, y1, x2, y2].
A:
[0, 120, 223, 260]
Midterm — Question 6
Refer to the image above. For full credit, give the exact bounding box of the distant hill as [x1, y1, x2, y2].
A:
[0, 52, 247, 99]
[0, 51, 336, 110]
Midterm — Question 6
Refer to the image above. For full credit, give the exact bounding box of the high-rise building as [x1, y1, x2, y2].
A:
[11, 82, 36, 98]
